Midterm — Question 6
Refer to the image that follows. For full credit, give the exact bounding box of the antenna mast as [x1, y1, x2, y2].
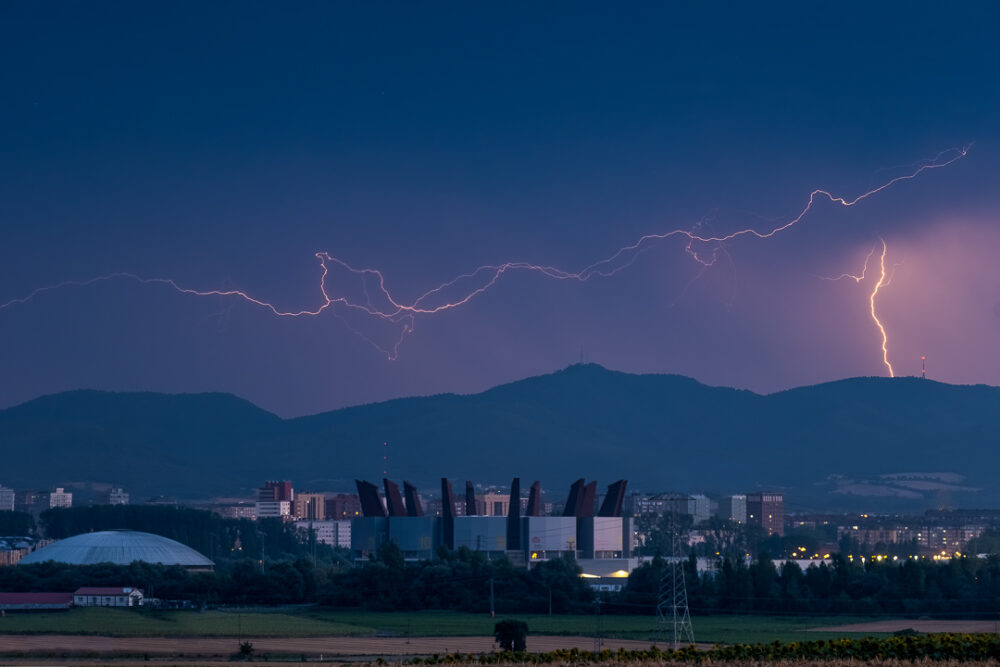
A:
[921, 356, 926, 379]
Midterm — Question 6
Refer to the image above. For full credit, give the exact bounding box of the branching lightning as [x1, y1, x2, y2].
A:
[0, 146, 969, 370]
[821, 238, 903, 377]
[869, 240, 894, 378]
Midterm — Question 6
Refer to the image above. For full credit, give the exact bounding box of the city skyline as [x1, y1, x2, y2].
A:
[5, 2, 1000, 652]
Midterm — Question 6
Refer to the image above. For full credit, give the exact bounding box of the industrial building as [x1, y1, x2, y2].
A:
[351, 517, 388, 559]
[453, 516, 506, 554]
[349, 477, 633, 568]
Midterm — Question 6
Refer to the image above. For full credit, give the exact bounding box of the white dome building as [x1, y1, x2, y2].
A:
[19, 530, 214, 570]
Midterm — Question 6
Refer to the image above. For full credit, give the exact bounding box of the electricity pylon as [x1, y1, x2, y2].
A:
[656, 494, 695, 649]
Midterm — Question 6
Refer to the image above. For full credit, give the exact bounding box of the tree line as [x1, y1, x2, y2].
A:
[319, 542, 595, 613]
[0, 511, 34, 536]
[0, 544, 594, 611]
[0, 558, 327, 606]
[620, 552, 1000, 616]
[6, 543, 1000, 616]
[4, 505, 1000, 615]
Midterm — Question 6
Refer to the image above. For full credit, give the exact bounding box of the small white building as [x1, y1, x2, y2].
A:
[73, 586, 144, 607]
[256, 500, 291, 519]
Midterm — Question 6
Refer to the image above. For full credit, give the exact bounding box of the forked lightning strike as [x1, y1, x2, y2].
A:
[869, 241, 894, 378]
[0, 146, 969, 370]
[821, 239, 901, 377]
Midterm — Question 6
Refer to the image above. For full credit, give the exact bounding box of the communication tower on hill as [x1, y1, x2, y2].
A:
[921, 356, 927, 379]
[655, 496, 695, 649]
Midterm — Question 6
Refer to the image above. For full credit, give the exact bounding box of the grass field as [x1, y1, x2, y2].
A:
[0, 608, 887, 644]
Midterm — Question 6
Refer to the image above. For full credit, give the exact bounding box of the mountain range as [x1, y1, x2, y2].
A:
[2, 364, 998, 512]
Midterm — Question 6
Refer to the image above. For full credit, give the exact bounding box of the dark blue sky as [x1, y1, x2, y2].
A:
[1, 2, 998, 416]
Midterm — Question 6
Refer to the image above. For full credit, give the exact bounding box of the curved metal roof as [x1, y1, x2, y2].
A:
[18, 530, 214, 567]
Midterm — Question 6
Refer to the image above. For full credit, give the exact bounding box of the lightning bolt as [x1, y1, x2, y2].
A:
[869, 239, 894, 377]
[821, 238, 898, 377]
[0, 146, 969, 364]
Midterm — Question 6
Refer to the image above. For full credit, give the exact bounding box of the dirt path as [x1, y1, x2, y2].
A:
[0, 634, 662, 658]
[810, 619, 1000, 634]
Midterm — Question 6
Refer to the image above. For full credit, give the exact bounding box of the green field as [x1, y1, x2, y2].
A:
[0, 608, 885, 644]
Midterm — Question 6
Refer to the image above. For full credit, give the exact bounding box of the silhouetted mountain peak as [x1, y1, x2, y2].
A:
[2, 371, 998, 511]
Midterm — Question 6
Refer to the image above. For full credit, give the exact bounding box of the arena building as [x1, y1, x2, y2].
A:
[17, 530, 214, 571]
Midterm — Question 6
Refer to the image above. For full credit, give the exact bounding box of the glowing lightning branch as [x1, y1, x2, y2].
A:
[0, 146, 969, 364]
[821, 238, 896, 377]
[821, 244, 879, 283]
[869, 239, 894, 377]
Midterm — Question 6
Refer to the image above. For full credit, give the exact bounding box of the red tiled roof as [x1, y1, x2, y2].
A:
[0, 592, 73, 604]
[74, 587, 140, 595]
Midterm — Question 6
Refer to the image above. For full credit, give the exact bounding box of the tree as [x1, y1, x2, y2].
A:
[377, 540, 405, 572]
[0, 511, 34, 535]
[494, 619, 528, 652]
[965, 531, 1000, 556]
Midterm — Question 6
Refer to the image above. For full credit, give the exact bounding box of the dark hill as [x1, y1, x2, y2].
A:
[0, 390, 282, 497]
[2, 366, 998, 511]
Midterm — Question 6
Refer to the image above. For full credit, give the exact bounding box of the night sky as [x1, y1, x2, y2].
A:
[2, 3, 998, 417]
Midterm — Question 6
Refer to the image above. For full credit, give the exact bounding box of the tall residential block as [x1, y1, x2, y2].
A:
[14, 491, 36, 513]
[0, 485, 14, 512]
[259, 481, 294, 502]
[256, 480, 294, 519]
[325, 493, 362, 519]
[293, 492, 326, 520]
[718, 494, 747, 523]
[747, 492, 784, 536]
[475, 492, 511, 517]
[690, 494, 711, 525]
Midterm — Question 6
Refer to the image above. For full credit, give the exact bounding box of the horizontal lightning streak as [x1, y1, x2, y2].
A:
[0, 146, 969, 362]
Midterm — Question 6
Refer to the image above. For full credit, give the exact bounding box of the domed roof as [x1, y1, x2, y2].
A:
[18, 530, 214, 568]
